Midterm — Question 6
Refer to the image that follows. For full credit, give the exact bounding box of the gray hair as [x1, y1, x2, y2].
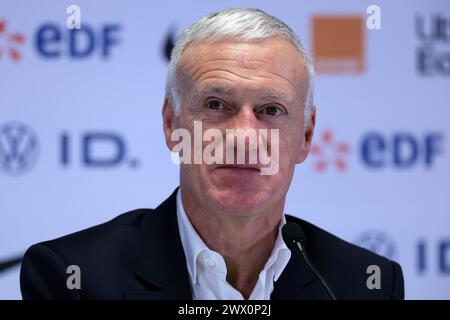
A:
[165, 8, 315, 125]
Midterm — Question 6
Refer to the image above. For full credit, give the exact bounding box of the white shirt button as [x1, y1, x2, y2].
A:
[205, 258, 216, 268]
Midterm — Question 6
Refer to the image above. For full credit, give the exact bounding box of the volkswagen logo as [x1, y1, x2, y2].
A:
[353, 230, 398, 261]
[0, 122, 40, 175]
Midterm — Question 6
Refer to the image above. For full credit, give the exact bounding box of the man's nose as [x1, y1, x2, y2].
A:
[231, 105, 259, 130]
[224, 105, 265, 164]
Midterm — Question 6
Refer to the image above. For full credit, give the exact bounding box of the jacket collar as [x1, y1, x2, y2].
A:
[125, 187, 193, 299]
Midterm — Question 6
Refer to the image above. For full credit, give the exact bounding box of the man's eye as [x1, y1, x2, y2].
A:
[262, 105, 284, 116]
[206, 100, 225, 110]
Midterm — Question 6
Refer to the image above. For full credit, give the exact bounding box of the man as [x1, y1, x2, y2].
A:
[20, 8, 404, 300]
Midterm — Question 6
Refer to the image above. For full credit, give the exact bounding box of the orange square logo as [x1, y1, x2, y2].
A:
[312, 16, 365, 74]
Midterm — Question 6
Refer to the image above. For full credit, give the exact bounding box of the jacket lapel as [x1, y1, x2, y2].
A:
[124, 188, 193, 300]
[271, 216, 331, 300]
[271, 250, 330, 300]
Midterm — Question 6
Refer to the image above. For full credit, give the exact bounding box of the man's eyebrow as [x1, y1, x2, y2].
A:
[260, 90, 295, 104]
[197, 86, 295, 104]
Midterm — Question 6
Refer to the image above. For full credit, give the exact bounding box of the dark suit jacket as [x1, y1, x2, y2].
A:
[20, 188, 404, 300]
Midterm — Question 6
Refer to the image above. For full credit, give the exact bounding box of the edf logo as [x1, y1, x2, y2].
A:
[361, 132, 443, 168]
[311, 130, 444, 172]
[35, 23, 121, 59]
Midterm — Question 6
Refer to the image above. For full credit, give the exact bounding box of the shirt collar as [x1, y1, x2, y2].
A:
[176, 189, 209, 284]
[265, 214, 291, 282]
[176, 189, 291, 285]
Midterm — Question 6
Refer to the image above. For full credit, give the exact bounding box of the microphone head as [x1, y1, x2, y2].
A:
[282, 222, 307, 250]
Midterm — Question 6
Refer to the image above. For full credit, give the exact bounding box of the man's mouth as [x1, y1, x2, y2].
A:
[214, 164, 261, 172]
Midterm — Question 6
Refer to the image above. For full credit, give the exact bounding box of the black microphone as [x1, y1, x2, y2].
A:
[282, 222, 337, 300]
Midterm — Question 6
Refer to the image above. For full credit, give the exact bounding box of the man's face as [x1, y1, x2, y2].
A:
[163, 36, 315, 218]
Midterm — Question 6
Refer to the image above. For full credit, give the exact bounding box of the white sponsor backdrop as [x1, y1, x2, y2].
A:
[1, 0, 449, 299]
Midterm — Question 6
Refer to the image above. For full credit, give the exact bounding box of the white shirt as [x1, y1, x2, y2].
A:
[176, 189, 291, 300]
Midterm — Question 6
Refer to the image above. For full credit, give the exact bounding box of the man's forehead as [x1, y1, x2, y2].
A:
[179, 36, 305, 72]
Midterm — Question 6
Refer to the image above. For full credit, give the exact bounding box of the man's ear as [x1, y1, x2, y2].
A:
[162, 96, 177, 151]
[296, 105, 316, 164]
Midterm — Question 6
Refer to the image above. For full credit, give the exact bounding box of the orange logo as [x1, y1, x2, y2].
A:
[312, 16, 365, 74]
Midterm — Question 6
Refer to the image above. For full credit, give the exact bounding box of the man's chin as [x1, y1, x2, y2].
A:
[206, 188, 270, 217]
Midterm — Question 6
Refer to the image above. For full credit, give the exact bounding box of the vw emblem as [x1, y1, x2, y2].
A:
[0, 122, 39, 175]
[353, 230, 397, 260]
